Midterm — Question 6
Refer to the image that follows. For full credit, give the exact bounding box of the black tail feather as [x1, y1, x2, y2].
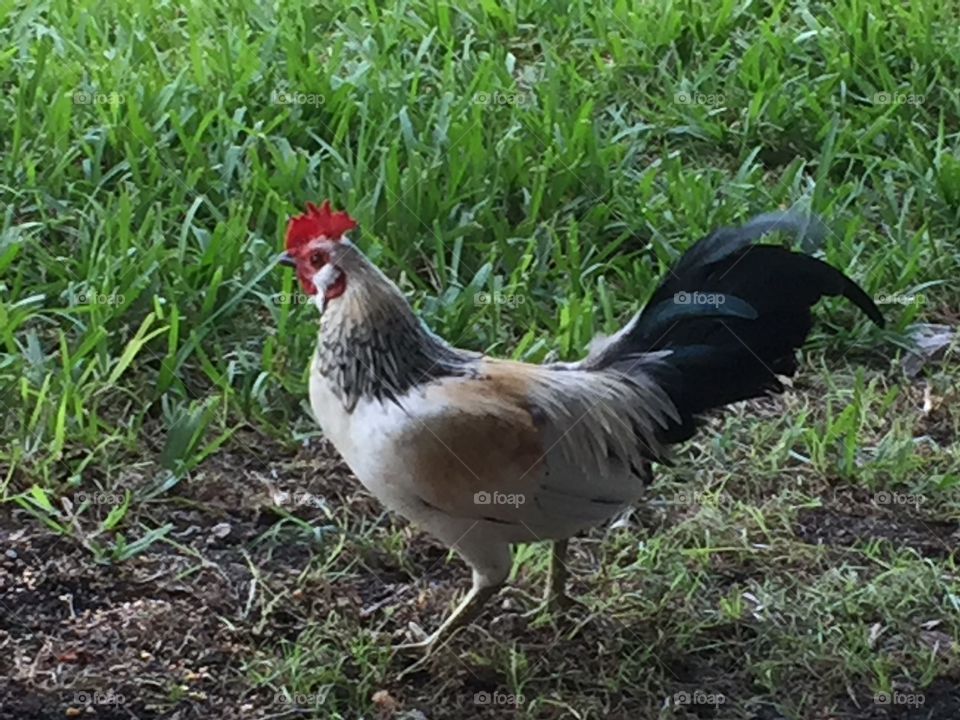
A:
[608, 211, 883, 444]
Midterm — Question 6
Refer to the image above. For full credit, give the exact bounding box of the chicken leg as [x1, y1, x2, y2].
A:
[395, 581, 502, 653]
[543, 539, 574, 610]
[396, 531, 512, 653]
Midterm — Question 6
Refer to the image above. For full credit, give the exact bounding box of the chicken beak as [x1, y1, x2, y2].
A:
[278, 252, 296, 268]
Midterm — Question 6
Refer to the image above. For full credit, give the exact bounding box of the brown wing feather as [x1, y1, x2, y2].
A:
[392, 364, 545, 522]
[390, 358, 676, 533]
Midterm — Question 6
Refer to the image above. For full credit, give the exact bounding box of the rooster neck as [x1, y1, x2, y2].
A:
[314, 280, 475, 412]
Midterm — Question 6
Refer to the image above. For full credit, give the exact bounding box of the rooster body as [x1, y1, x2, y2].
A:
[282, 201, 883, 649]
[311, 352, 665, 535]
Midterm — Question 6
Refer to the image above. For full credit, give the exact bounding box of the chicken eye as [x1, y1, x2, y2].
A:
[310, 250, 327, 266]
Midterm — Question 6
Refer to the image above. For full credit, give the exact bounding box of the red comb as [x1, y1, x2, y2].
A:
[285, 200, 357, 251]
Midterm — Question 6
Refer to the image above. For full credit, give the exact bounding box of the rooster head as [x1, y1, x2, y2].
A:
[280, 200, 358, 305]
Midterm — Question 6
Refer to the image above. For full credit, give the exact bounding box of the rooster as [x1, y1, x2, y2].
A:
[279, 201, 883, 651]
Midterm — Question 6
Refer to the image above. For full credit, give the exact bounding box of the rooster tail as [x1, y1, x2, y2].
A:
[591, 210, 884, 444]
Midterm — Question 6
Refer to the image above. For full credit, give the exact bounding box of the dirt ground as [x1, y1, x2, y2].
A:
[1, 427, 957, 720]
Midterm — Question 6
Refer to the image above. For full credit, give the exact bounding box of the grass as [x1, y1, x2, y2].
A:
[1, 0, 958, 718]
